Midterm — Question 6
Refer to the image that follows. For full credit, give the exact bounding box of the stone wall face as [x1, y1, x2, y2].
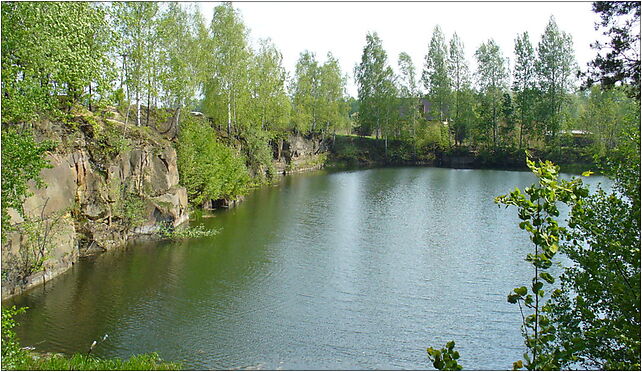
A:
[2, 121, 189, 299]
[274, 134, 329, 175]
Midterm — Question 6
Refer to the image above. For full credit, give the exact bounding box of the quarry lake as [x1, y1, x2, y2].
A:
[6, 167, 609, 370]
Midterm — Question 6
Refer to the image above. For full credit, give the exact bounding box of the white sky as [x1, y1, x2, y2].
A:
[196, 1, 606, 97]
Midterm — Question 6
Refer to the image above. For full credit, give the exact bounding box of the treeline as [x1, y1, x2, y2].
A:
[353, 17, 639, 157]
[3, 2, 638, 162]
[1, 2, 350, 136]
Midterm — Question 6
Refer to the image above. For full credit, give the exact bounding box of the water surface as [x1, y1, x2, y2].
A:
[7, 167, 608, 370]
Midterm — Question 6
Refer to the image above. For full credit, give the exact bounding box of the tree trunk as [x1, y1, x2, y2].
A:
[384, 135, 388, 158]
[146, 76, 151, 126]
[277, 138, 283, 161]
[175, 106, 181, 139]
[88, 83, 92, 112]
[136, 90, 141, 127]
[227, 93, 232, 136]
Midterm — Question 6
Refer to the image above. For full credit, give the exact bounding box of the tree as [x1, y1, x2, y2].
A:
[1, 2, 114, 123]
[249, 38, 290, 134]
[475, 39, 509, 148]
[354, 31, 396, 140]
[291, 50, 320, 134]
[317, 53, 349, 138]
[448, 33, 472, 146]
[585, 2, 640, 99]
[500, 92, 515, 145]
[1, 128, 54, 237]
[497, 158, 589, 370]
[580, 86, 638, 154]
[112, 2, 160, 126]
[536, 16, 577, 143]
[397, 52, 422, 139]
[203, 2, 252, 135]
[422, 26, 451, 122]
[176, 116, 249, 206]
[513, 32, 539, 148]
[157, 3, 202, 131]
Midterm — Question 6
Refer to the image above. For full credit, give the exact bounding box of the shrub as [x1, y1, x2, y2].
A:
[177, 116, 250, 206]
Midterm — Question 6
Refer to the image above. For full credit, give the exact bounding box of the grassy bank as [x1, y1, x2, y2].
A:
[2, 307, 180, 371]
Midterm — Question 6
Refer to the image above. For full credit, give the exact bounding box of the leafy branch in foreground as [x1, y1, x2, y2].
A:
[427, 341, 463, 371]
[496, 156, 589, 370]
[546, 127, 641, 370]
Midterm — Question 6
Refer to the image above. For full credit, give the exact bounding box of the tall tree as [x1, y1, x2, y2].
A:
[157, 3, 201, 130]
[585, 1, 640, 99]
[475, 39, 509, 148]
[112, 2, 160, 126]
[354, 31, 396, 140]
[536, 16, 577, 143]
[448, 33, 472, 145]
[317, 52, 349, 137]
[249, 38, 291, 133]
[422, 25, 451, 122]
[291, 50, 319, 134]
[203, 2, 252, 135]
[513, 32, 539, 148]
[397, 52, 421, 139]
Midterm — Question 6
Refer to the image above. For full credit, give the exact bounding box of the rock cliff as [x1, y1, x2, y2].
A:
[2, 111, 188, 299]
[274, 134, 329, 175]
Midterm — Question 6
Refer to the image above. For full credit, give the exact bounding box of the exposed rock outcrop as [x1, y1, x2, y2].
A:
[274, 134, 329, 175]
[2, 112, 188, 299]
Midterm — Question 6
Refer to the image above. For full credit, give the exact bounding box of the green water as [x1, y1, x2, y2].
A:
[6, 167, 609, 369]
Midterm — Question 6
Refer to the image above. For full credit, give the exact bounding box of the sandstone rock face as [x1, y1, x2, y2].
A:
[2, 119, 189, 299]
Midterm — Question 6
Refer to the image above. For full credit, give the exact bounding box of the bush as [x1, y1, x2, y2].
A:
[2, 306, 28, 370]
[177, 116, 250, 206]
[242, 128, 276, 180]
[1, 127, 54, 237]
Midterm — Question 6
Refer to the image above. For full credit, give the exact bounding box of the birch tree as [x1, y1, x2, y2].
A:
[291, 51, 319, 134]
[475, 39, 509, 148]
[448, 33, 473, 145]
[536, 16, 577, 142]
[422, 25, 451, 122]
[354, 32, 396, 139]
[203, 2, 252, 135]
[513, 32, 539, 148]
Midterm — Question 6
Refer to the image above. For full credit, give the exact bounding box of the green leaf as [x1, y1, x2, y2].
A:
[539, 272, 555, 284]
[581, 170, 594, 177]
[514, 286, 528, 296]
[532, 281, 543, 293]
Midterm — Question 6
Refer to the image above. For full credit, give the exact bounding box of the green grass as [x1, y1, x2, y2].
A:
[19, 352, 181, 371]
[2, 307, 181, 371]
